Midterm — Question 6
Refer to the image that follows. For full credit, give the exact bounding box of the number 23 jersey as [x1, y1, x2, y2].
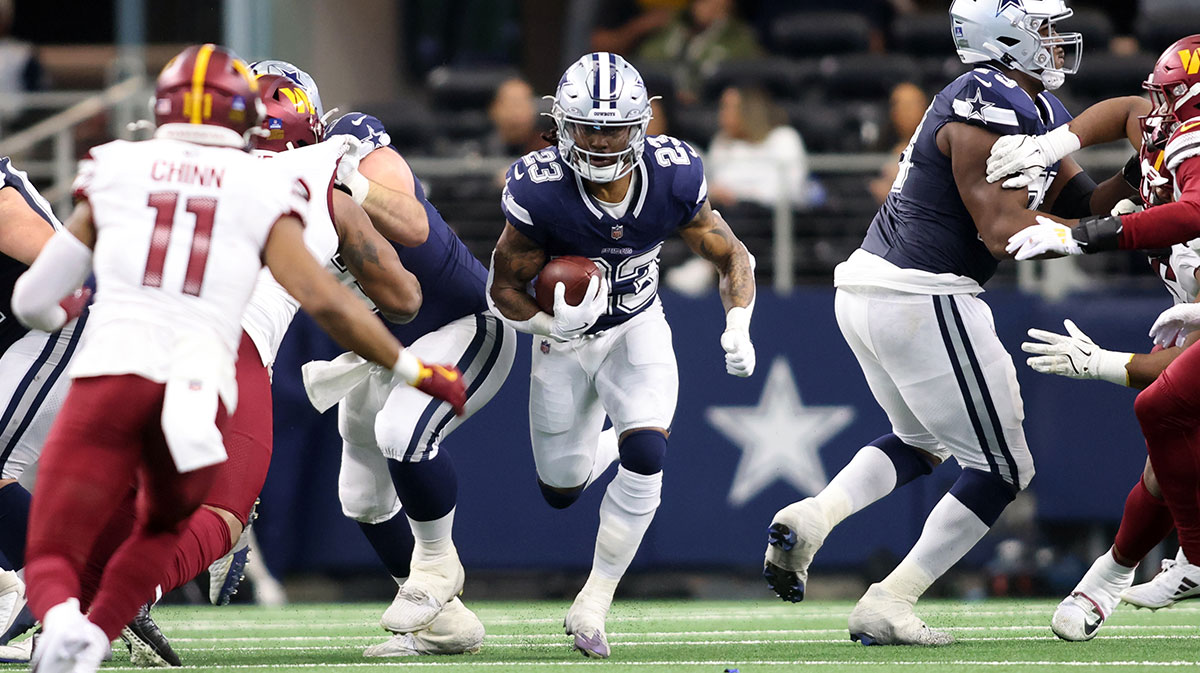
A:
[70, 138, 308, 384]
[501, 135, 707, 332]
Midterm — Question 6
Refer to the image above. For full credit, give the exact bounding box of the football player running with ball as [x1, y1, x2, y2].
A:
[488, 52, 756, 659]
[763, 0, 1135, 646]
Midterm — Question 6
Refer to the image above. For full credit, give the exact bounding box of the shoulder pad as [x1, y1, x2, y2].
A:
[324, 112, 391, 150]
[947, 69, 1026, 133]
[1165, 120, 1200, 174]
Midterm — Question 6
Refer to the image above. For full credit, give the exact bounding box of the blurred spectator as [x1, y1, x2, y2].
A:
[869, 81, 927, 205]
[485, 77, 547, 157]
[749, 0, 892, 53]
[706, 86, 815, 209]
[0, 0, 43, 96]
[589, 0, 684, 55]
[637, 0, 763, 102]
[647, 97, 669, 137]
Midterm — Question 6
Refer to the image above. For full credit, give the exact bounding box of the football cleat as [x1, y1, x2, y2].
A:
[564, 590, 611, 659]
[763, 498, 832, 603]
[1051, 551, 1134, 642]
[30, 598, 107, 673]
[848, 584, 954, 647]
[0, 570, 34, 645]
[120, 603, 181, 667]
[0, 636, 32, 663]
[1121, 549, 1200, 610]
[381, 546, 465, 633]
[364, 597, 484, 657]
[208, 503, 258, 606]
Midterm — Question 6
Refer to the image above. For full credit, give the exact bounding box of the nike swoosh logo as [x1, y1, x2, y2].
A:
[350, 115, 366, 126]
[973, 76, 993, 88]
[514, 164, 525, 180]
[1082, 615, 1101, 636]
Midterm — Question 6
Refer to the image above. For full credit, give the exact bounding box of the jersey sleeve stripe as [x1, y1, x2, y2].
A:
[696, 176, 708, 205]
[951, 99, 1019, 127]
[1165, 135, 1200, 173]
[502, 190, 533, 225]
[1, 157, 61, 229]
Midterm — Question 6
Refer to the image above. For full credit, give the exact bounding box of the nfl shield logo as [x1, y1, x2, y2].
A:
[611, 224, 624, 240]
[540, 339, 551, 354]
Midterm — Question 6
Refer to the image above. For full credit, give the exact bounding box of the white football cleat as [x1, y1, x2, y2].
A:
[0, 570, 27, 640]
[763, 498, 832, 603]
[208, 505, 257, 606]
[848, 584, 954, 647]
[30, 598, 108, 673]
[1121, 548, 1200, 610]
[564, 584, 614, 660]
[381, 546, 465, 633]
[0, 636, 32, 663]
[1051, 550, 1134, 642]
[364, 597, 484, 657]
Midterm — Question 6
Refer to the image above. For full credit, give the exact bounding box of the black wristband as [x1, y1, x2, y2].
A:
[332, 182, 353, 197]
[1122, 154, 1142, 191]
[1072, 214, 1123, 253]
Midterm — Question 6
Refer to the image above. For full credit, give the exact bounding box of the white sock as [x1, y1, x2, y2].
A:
[408, 507, 455, 560]
[880, 493, 990, 602]
[585, 428, 620, 491]
[592, 466, 662, 581]
[814, 445, 900, 528]
[1093, 548, 1135, 584]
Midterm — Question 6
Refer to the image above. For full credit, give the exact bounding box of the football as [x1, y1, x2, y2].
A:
[534, 256, 601, 314]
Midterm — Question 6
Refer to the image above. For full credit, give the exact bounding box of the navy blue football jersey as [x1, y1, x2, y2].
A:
[324, 113, 488, 343]
[501, 136, 707, 332]
[1, 157, 60, 352]
[861, 65, 1073, 285]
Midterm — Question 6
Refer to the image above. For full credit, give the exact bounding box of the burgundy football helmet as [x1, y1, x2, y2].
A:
[254, 73, 322, 153]
[1140, 35, 1200, 152]
[153, 43, 265, 148]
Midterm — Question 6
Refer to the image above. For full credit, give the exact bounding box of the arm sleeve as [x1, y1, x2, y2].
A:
[1119, 158, 1200, 250]
[11, 230, 93, 332]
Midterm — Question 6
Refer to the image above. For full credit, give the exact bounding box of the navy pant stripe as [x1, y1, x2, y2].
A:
[402, 313, 490, 462]
[933, 296, 1000, 477]
[423, 315, 506, 457]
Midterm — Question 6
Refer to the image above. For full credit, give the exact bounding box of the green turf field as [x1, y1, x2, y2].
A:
[44, 599, 1200, 672]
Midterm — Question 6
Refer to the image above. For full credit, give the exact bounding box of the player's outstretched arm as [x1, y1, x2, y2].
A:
[678, 202, 757, 377]
[11, 200, 95, 332]
[330, 189, 422, 323]
[336, 138, 430, 247]
[267, 213, 466, 414]
[0, 185, 55, 265]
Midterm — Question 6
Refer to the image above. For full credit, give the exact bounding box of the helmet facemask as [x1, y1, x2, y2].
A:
[553, 104, 649, 184]
[1004, 8, 1081, 90]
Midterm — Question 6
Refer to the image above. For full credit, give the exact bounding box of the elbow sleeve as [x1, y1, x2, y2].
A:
[1050, 171, 1098, 219]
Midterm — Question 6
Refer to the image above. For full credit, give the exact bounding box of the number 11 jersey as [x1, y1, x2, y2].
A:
[500, 135, 707, 333]
[69, 137, 308, 387]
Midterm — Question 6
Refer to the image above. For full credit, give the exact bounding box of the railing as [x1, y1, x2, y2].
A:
[0, 76, 150, 214]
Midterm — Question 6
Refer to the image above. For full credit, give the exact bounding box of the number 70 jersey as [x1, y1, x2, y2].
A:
[500, 135, 707, 332]
[70, 137, 309, 380]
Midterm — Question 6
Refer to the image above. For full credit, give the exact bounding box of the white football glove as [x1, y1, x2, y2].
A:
[1006, 215, 1083, 261]
[986, 126, 1081, 189]
[1149, 303, 1200, 348]
[1111, 198, 1143, 217]
[548, 275, 608, 342]
[335, 136, 373, 205]
[721, 305, 755, 377]
[1022, 319, 1131, 385]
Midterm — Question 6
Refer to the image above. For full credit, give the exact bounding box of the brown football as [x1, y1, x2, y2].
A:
[534, 256, 601, 314]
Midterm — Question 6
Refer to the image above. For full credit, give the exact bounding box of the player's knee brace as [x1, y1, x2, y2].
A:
[949, 468, 1018, 527]
[618, 429, 667, 475]
[871, 433, 935, 486]
[538, 478, 585, 509]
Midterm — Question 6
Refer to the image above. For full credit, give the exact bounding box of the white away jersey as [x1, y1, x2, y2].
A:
[240, 140, 369, 367]
[69, 138, 308, 392]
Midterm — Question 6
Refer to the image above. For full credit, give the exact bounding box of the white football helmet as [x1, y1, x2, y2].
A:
[551, 52, 652, 183]
[249, 59, 325, 118]
[950, 0, 1082, 91]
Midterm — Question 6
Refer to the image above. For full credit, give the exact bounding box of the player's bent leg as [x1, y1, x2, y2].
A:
[765, 434, 936, 603]
[1121, 547, 1200, 609]
[364, 597, 485, 657]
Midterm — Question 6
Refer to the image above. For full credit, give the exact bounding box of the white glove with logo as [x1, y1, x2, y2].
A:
[335, 135, 373, 205]
[721, 305, 755, 377]
[548, 275, 608, 342]
[1022, 319, 1132, 385]
[1149, 303, 1200, 348]
[1111, 198, 1143, 217]
[1006, 215, 1083, 261]
[986, 126, 1081, 189]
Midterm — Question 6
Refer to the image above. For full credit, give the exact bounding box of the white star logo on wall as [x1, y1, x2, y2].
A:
[706, 357, 855, 507]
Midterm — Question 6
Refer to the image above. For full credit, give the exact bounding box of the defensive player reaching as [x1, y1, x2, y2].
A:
[489, 52, 756, 658]
[10, 44, 464, 673]
[986, 35, 1200, 636]
[762, 0, 1134, 646]
[262, 61, 515, 656]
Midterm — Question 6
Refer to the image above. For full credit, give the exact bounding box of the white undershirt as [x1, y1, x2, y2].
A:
[592, 171, 638, 219]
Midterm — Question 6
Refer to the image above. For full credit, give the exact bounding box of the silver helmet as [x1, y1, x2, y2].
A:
[551, 52, 652, 183]
[950, 0, 1082, 91]
[249, 59, 325, 118]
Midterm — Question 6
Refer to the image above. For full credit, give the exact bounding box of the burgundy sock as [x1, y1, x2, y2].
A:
[1112, 477, 1175, 566]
